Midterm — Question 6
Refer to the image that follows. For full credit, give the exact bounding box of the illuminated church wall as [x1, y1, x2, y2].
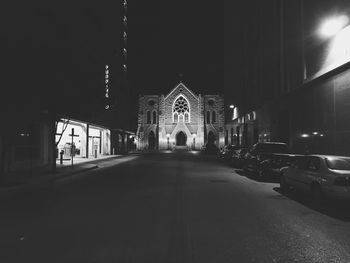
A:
[136, 82, 225, 150]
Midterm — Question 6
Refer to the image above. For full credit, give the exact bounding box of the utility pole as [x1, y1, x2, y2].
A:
[69, 128, 79, 168]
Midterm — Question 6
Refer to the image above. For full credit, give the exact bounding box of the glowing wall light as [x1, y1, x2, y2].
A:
[319, 15, 349, 38]
[325, 25, 350, 68]
[229, 105, 239, 120]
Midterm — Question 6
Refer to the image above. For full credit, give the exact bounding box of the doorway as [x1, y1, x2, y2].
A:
[176, 131, 187, 146]
[207, 131, 215, 145]
[148, 131, 156, 150]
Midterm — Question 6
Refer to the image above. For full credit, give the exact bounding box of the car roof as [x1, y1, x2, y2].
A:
[256, 142, 287, 145]
[308, 154, 350, 159]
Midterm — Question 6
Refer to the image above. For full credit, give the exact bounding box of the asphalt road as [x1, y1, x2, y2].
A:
[1, 151, 350, 263]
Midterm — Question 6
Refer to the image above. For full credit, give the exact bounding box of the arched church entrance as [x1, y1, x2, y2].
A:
[176, 131, 187, 146]
[207, 131, 215, 145]
[148, 131, 156, 150]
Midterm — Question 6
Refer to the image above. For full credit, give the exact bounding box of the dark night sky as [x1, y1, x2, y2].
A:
[5, 1, 348, 125]
[3, 1, 225, 121]
[128, 1, 224, 96]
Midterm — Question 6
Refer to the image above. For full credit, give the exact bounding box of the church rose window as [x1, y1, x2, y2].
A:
[173, 96, 190, 123]
[208, 99, 215, 106]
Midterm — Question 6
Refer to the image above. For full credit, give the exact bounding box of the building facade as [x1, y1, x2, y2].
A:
[136, 82, 225, 150]
[56, 118, 111, 159]
[224, 0, 350, 156]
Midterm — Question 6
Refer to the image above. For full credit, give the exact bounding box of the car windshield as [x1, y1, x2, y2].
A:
[325, 157, 350, 170]
[258, 144, 289, 154]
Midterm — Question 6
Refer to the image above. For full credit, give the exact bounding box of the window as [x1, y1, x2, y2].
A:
[152, 111, 157, 124]
[173, 96, 190, 123]
[174, 113, 178, 123]
[206, 111, 210, 124]
[307, 157, 320, 171]
[146, 111, 151, 124]
[212, 111, 216, 123]
[184, 113, 189, 123]
[326, 157, 350, 170]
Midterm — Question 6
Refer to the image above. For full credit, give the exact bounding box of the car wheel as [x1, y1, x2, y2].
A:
[280, 175, 289, 192]
[310, 184, 323, 207]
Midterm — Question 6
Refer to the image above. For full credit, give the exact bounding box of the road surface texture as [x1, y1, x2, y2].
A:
[1, 151, 350, 263]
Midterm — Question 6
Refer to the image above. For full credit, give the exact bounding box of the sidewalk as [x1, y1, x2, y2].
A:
[0, 155, 124, 194]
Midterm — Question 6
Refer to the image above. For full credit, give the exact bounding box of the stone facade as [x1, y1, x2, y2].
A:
[136, 82, 225, 150]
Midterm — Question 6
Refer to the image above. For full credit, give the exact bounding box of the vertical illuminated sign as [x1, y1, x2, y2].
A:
[105, 65, 110, 109]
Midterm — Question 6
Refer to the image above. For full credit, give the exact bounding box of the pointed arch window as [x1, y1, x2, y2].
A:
[212, 111, 216, 123]
[174, 113, 178, 123]
[184, 112, 189, 123]
[173, 96, 190, 123]
[152, 111, 157, 124]
[206, 111, 210, 124]
[146, 111, 151, 124]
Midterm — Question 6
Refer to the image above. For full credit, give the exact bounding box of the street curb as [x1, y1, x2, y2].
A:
[0, 165, 99, 195]
[52, 165, 99, 182]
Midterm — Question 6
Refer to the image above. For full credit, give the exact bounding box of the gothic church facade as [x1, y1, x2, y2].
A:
[136, 82, 225, 150]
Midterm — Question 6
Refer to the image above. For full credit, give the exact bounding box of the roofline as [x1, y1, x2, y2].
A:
[58, 114, 110, 130]
[164, 82, 198, 100]
[309, 154, 350, 158]
[111, 128, 136, 134]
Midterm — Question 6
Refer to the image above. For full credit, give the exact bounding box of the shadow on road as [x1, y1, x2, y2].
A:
[273, 187, 350, 222]
[234, 169, 280, 183]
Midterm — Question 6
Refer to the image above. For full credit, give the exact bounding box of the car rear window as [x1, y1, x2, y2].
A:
[258, 144, 289, 154]
[325, 157, 350, 170]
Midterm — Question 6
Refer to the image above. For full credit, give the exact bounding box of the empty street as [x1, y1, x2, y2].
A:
[1, 152, 350, 263]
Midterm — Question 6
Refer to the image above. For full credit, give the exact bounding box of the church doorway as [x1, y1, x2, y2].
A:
[207, 131, 215, 145]
[148, 131, 156, 150]
[176, 131, 187, 146]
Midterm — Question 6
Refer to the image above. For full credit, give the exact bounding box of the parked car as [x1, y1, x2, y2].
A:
[230, 148, 248, 168]
[243, 142, 290, 177]
[280, 155, 350, 202]
[259, 153, 304, 180]
[218, 145, 240, 161]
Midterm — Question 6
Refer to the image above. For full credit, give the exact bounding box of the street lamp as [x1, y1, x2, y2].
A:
[192, 133, 196, 150]
[166, 133, 170, 150]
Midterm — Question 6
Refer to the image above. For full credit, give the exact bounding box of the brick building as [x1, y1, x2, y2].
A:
[136, 82, 225, 150]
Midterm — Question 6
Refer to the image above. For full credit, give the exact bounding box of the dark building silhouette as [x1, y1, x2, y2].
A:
[1, 2, 134, 180]
[225, 0, 350, 155]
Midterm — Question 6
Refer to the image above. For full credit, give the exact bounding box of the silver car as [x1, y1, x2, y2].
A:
[280, 155, 350, 202]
